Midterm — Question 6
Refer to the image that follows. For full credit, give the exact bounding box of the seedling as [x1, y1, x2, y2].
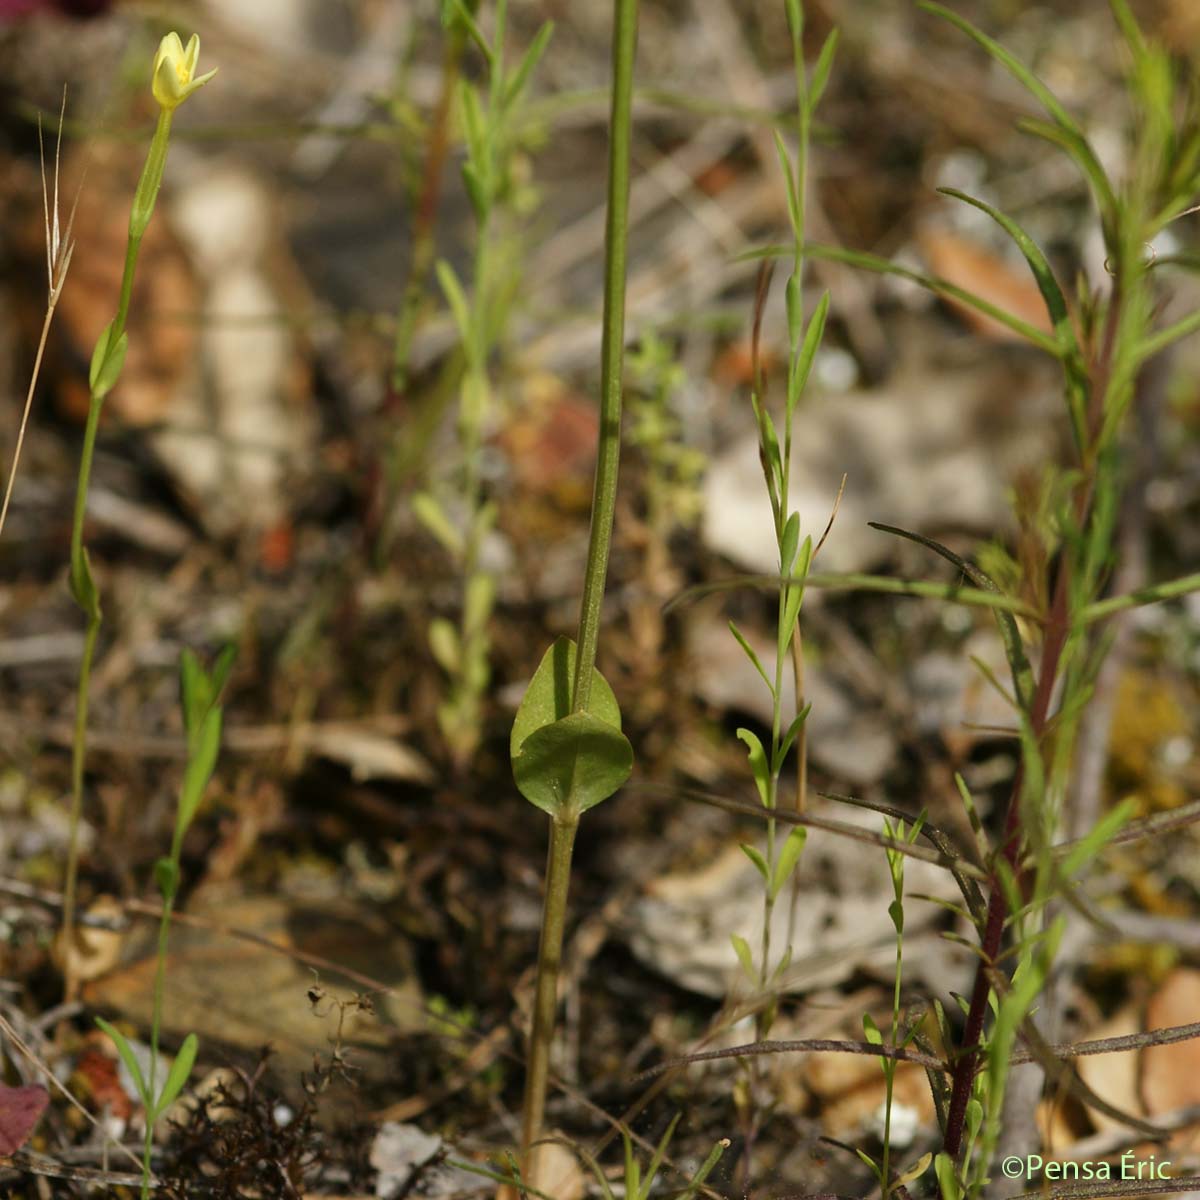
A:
[97, 646, 232, 1199]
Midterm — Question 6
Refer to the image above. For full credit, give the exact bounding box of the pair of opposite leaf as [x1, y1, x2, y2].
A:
[510, 637, 632, 819]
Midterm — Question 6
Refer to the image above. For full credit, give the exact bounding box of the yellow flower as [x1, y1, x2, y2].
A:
[151, 32, 217, 111]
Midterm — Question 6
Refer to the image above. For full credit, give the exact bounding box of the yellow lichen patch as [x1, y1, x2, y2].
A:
[1108, 669, 1191, 814]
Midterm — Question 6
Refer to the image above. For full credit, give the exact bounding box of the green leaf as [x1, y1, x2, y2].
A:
[435, 260, 473, 345]
[179, 708, 221, 833]
[856, 1147, 882, 1183]
[428, 618, 461, 673]
[756, 405, 783, 497]
[728, 620, 773, 695]
[780, 543, 810, 637]
[88, 320, 128, 401]
[95, 1017, 149, 1106]
[179, 648, 209, 741]
[464, 572, 495, 635]
[780, 511, 801, 577]
[862, 1012, 883, 1046]
[895, 1153, 933, 1191]
[1059, 796, 1135, 879]
[787, 290, 829, 419]
[459, 81, 487, 164]
[934, 1151, 961, 1200]
[808, 29, 839, 112]
[888, 897, 904, 935]
[919, 0, 1117, 233]
[785, 273, 803, 347]
[504, 22, 554, 110]
[624, 1130, 640, 1199]
[937, 189, 1075, 354]
[208, 646, 236, 706]
[511, 637, 622, 760]
[773, 130, 800, 235]
[152, 1032, 198, 1118]
[736, 727, 770, 806]
[740, 242, 1063, 356]
[740, 842, 769, 882]
[639, 1113, 680, 1200]
[1015, 117, 1120, 242]
[179, 647, 233, 751]
[443, 2, 494, 65]
[461, 160, 490, 223]
[938, 186, 1088, 445]
[770, 826, 807, 900]
[776, 702, 811, 768]
[154, 856, 179, 903]
[69, 545, 100, 622]
[412, 491, 465, 558]
[965, 1097, 984, 1147]
[511, 711, 632, 816]
[730, 932, 756, 983]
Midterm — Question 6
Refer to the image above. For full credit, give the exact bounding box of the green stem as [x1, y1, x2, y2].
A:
[1076, 570, 1200, 624]
[391, 29, 467, 395]
[142, 891, 176, 1200]
[62, 107, 175, 999]
[571, 0, 638, 715]
[519, 814, 579, 1172]
[516, 0, 638, 1181]
[61, 609, 99, 988]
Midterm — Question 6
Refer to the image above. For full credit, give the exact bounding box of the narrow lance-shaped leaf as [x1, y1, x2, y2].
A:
[740, 241, 1063, 355]
[728, 620, 774, 696]
[776, 702, 811, 770]
[504, 22, 553, 110]
[737, 727, 770, 806]
[435, 259, 472, 345]
[178, 707, 222, 833]
[772, 130, 801, 235]
[779, 510, 801, 576]
[787, 289, 829, 420]
[442, 0, 494, 64]
[937, 188, 1075, 354]
[639, 1113, 681, 1200]
[1015, 117, 1120, 244]
[808, 28, 839, 112]
[741, 842, 769, 882]
[920, 0, 1118, 233]
[770, 825, 807, 900]
[152, 1032, 198, 1119]
[730, 932, 757, 984]
[96, 1017, 149, 1106]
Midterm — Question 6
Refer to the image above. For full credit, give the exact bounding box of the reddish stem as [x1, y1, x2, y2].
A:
[941, 283, 1124, 1159]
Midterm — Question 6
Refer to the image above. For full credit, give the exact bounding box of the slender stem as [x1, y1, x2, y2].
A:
[942, 279, 1127, 1160]
[391, 28, 466, 395]
[62, 107, 174, 1001]
[142, 891, 176, 1199]
[61, 608, 100, 997]
[519, 814, 579, 1171]
[515, 2, 638, 1184]
[571, 0, 638, 714]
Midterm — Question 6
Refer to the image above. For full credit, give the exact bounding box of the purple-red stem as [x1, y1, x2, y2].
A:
[942, 282, 1124, 1159]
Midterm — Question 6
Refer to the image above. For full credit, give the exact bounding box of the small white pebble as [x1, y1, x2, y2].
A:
[814, 347, 859, 393]
[868, 1099, 920, 1149]
[1162, 736, 1193, 770]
